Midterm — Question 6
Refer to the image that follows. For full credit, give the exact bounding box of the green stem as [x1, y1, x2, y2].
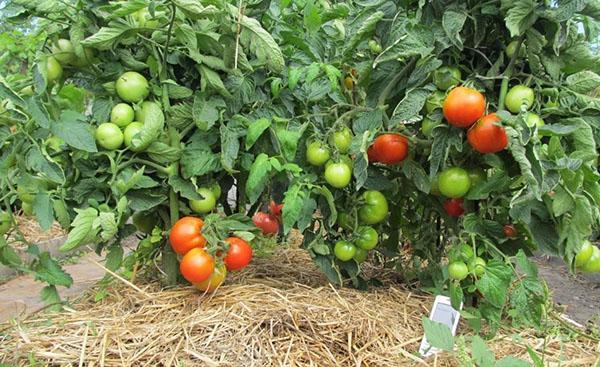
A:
[497, 35, 525, 111]
[162, 3, 177, 78]
[377, 57, 417, 108]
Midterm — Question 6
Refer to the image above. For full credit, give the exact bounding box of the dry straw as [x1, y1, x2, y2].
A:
[0, 247, 598, 366]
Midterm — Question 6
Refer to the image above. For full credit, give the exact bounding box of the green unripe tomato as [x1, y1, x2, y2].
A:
[337, 212, 354, 231]
[324, 162, 352, 189]
[70, 48, 95, 67]
[95, 123, 124, 150]
[506, 40, 526, 59]
[358, 190, 388, 225]
[306, 141, 331, 166]
[51, 39, 75, 64]
[17, 186, 35, 204]
[353, 247, 369, 263]
[525, 112, 545, 128]
[449, 243, 475, 262]
[421, 118, 440, 136]
[110, 103, 135, 127]
[0, 211, 12, 235]
[116, 71, 150, 103]
[574, 240, 594, 268]
[21, 202, 33, 216]
[209, 182, 222, 199]
[355, 226, 378, 250]
[469, 257, 486, 277]
[505, 85, 535, 113]
[438, 167, 471, 198]
[581, 245, 600, 273]
[123, 122, 143, 148]
[46, 135, 66, 153]
[368, 39, 382, 54]
[468, 168, 486, 188]
[433, 66, 462, 91]
[132, 211, 158, 234]
[334, 240, 357, 262]
[189, 187, 217, 214]
[448, 261, 469, 281]
[19, 86, 34, 97]
[44, 56, 63, 83]
[329, 127, 352, 153]
[425, 90, 446, 114]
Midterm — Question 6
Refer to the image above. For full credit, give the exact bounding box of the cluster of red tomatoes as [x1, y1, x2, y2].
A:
[169, 216, 253, 292]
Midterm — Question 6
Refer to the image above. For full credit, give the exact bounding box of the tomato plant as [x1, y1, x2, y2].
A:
[1, 0, 599, 330]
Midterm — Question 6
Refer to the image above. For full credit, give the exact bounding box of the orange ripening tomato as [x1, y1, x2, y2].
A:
[169, 216, 207, 255]
[467, 113, 508, 154]
[367, 145, 380, 162]
[370, 133, 409, 165]
[194, 264, 227, 292]
[224, 237, 253, 271]
[443, 86, 486, 128]
[180, 248, 215, 283]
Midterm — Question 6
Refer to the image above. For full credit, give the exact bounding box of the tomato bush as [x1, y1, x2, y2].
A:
[0, 0, 599, 331]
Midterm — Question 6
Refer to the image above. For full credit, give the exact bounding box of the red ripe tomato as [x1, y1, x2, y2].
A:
[467, 113, 508, 154]
[443, 86, 486, 128]
[253, 212, 279, 235]
[169, 216, 207, 255]
[224, 237, 253, 271]
[369, 133, 409, 165]
[503, 224, 518, 238]
[180, 248, 215, 283]
[269, 200, 284, 217]
[367, 145, 380, 162]
[443, 198, 465, 217]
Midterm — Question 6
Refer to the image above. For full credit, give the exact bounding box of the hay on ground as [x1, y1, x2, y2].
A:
[0, 248, 598, 366]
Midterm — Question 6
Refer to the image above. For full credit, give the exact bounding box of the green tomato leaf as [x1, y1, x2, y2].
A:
[422, 317, 454, 352]
[51, 110, 97, 153]
[246, 118, 271, 150]
[442, 9, 467, 49]
[245, 153, 272, 205]
[33, 191, 54, 231]
[475, 260, 512, 308]
[34, 252, 73, 287]
[503, 0, 538, 37]
[60, 208, 99, 252]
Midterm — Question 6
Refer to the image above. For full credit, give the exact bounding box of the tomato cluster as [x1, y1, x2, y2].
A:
[334, 225, 379, 263]
[447, 244, 487, 281]
[169, 216, 253, 291]
[306, 127, 355, 188]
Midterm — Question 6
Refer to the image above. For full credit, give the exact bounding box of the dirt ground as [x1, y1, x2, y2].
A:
[533, 254, 600, 325]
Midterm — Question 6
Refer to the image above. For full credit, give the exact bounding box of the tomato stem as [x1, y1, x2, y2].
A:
[377, 57, 417, 108]
[497, 35, 525, 111]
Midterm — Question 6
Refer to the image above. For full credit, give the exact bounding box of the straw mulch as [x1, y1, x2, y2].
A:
[0, 247, 598, 366]
[9, 214, 65, 248]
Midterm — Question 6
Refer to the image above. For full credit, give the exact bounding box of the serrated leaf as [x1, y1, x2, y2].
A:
[81, 27, 130, 50]
[168, 175, 202, 200]
[504, 0, 538, 37]
[442, 9, 467, 49]
[51, 110, 97, 152]
[33, 191, 54, 231]
[246, 118, 271, 149]
[60, 208, 99, 252]
[245, 153, 272, 204]
[282, 183, 304, 234]
[34, 252, 73, 287]
[422, 317, 454, 351]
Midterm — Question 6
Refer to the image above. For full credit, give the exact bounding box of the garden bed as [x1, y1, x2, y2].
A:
[1, 247, 597, 366]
